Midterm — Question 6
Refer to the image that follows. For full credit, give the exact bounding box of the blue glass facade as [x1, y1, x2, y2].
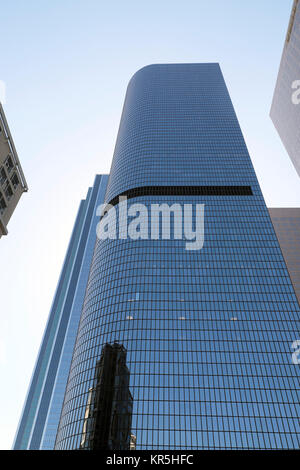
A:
[33, 63, 300, 450]
[13, 174, 108, 449]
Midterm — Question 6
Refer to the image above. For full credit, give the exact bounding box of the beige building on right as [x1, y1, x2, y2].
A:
[269, 208, 300, 305]
[0, 103, 27, 237]
[270, 0, 300, 177]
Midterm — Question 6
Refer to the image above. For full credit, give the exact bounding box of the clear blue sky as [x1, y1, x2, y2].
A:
[0, 0, 298, 449]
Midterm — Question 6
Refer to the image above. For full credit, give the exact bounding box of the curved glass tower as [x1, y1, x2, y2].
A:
[55, 64, 300, 450]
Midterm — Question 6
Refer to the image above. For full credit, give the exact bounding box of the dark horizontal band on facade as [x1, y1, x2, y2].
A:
[106, 185, 253, 208]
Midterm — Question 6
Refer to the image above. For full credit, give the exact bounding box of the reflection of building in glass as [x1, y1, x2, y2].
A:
[52, 64, 299, 449]
[0, 103, 27, 237]
[80, 343, 133, 450]
[270, 0, 300, 176]
[269, 208, 300, 304]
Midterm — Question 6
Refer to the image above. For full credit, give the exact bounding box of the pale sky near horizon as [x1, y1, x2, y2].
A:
[0, 0, 298, 450]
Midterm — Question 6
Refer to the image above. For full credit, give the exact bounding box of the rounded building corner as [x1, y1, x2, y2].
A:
[128, 64, 160, 82]
[129, 63, 221, 83]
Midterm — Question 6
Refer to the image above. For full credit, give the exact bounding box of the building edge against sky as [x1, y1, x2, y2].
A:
[53, 63, 300, 449]
[0, 103, 27, 237]
[270, 0, 300, 177]
[13, 174, 108, 449]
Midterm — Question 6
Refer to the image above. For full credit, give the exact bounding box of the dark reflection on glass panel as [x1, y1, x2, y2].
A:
[80, 342, 133, 450]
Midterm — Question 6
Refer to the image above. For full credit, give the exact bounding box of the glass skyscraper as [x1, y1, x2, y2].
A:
[52, 64, 300, 450]
[13, 174, 109, 449]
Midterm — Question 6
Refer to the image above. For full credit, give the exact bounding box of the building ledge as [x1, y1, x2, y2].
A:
[0, 216, 8, 236]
